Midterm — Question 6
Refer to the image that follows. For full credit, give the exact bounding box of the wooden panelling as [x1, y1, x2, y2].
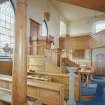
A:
[28, 56, 45, 65]
[59, 35, 90, 50]
[57, 0, 105, 12]
[0, 88, 43, 105]
[0, 60, 12, 75]
[73, 49, 85, 59]
[27, 55, 45, 72]
[27, 86, 39, 97]
[29, 38, 51, 55]
[30, 19, 40, 40]
[92, 47, 105, 75]
[27, 49, 61, 73]
[60, 31, 105, 50]
[39, 89, 60, 105]
[95, 54, 105, 75]
[74, 76, 80, 101]
[30, 19, 40, 55]
[49, 74, 80, 101]
[49, 75, 69, 96]
[0, 75, 64, 105]
[89, 30, 105, 48]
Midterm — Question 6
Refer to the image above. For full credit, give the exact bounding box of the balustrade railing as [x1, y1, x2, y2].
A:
[27, 44, 91, 70]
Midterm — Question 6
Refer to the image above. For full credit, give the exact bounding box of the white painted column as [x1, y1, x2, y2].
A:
[66, 67, 77, 105]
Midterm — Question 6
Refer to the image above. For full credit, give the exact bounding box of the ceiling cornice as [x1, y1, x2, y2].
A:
[56, 0, 105, 12]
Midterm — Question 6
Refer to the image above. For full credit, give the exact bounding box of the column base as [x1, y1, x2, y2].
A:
[67, 100, 76, 105]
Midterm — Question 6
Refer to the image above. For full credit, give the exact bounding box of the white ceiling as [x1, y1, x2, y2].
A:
[52, 0, 105, 21]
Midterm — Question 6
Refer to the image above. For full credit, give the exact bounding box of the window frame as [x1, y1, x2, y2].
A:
[41, 19, 48, 37]
[94, 20, 105, 33]
[0, 0, 15, 59]
[60, 20, 67, 37]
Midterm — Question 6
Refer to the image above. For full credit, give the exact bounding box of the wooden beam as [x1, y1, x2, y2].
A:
[12, 0, 28, 105]
[57, 0, 105, 12]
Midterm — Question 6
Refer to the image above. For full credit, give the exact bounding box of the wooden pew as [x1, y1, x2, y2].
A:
[0, 75, 64, 105]
[0, 88, 42, 105]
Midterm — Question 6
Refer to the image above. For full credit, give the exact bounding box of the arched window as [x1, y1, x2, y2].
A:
[95, 21, 105, 33]
[41, 20, 48, 36]
[0, 0, 15, 58]
[60, 20, 67, 37]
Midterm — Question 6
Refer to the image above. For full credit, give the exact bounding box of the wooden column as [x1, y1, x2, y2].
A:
[12, 0, 28, 105]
